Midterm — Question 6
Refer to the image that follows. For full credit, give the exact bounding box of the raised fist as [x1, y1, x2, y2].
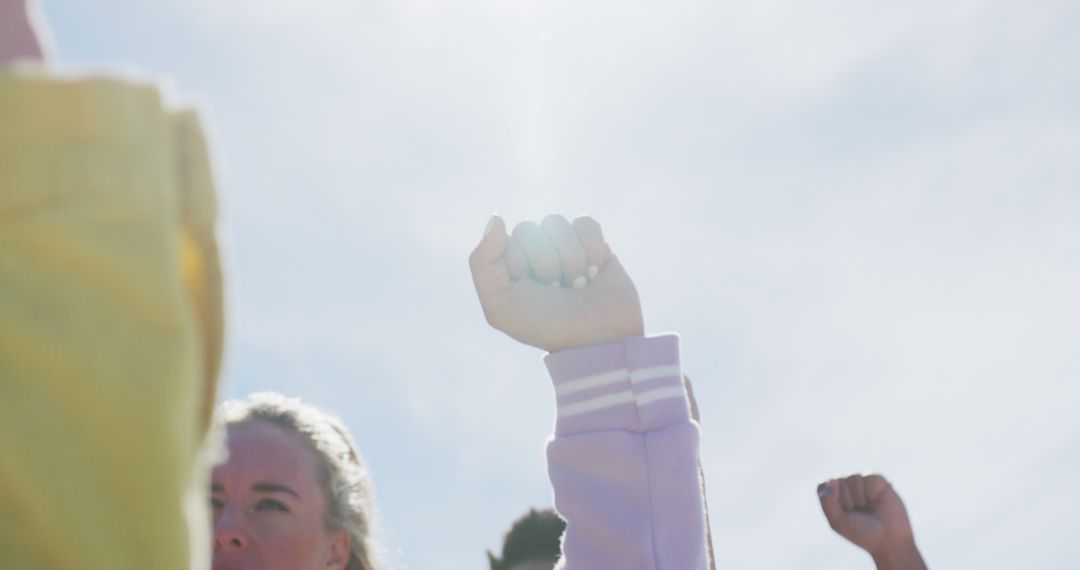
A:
[818, 474, 927, 570]
[469, 214, 644, 353]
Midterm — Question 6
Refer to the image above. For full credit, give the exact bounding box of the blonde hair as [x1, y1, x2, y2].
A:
[219, 392, 379, 570]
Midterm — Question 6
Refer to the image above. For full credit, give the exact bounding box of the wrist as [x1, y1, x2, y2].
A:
[871, 536, 926, 570]
[545, 334, 688, 436]
[544, 324, 645, 353]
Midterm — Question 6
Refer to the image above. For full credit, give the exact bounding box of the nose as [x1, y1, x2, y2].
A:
[213, 503, 251, 552]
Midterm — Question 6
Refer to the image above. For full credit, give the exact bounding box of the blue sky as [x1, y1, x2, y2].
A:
[41, 0, 1080, 567]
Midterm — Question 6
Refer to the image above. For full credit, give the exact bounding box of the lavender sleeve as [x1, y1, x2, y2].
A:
[544, 334, 709, 570]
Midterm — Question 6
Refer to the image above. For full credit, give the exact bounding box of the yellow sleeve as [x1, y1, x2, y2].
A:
[0, 67, 222, 570]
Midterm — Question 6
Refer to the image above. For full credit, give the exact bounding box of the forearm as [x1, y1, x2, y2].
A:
[545, 335, 709, 570]
[872, 537, 927, 570]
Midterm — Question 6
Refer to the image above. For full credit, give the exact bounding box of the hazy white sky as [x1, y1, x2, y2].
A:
[42, 0, 1080, 567]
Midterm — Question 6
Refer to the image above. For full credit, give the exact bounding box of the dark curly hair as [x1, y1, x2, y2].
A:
[488, 508, 566, 570]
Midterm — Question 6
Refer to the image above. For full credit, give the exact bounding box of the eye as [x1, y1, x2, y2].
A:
[210, 497, 224, 510]
[255, 498, 289, 513]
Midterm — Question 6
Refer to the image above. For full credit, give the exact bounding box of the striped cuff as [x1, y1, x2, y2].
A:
[544, 334, 690, 436]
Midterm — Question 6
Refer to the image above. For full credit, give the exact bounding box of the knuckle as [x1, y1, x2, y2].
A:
[571, 215, 598, 229]
[541, 213, 569, 229]
[573, 216, 603, 240]
[512, 220, 539, 237]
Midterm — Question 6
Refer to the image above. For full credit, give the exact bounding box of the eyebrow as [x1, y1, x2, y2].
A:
[209, 482, 301, 500]
[251, 483, 300, 499]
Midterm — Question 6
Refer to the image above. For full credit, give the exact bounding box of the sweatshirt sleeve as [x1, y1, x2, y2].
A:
[545, 334, 709, 570]
[0, 67, 221, 570]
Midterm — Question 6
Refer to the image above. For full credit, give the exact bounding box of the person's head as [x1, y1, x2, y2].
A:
[211, 392, 378, 570]
[488, 508, 566, 570]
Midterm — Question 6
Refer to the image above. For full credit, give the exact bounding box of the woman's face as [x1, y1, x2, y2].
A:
[211, 422, 350, 570]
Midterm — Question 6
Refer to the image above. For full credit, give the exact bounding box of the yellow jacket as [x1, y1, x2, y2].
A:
[0, 67, 223, 570]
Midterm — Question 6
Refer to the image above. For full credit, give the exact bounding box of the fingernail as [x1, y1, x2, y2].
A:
[587, 265, 599, 279]
[572, 276, 587, 289]
[817, 482, 832, 498]
[483, 215, 498, 236]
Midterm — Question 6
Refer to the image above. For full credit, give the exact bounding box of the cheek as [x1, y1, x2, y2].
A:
[250, 516, 329, 568]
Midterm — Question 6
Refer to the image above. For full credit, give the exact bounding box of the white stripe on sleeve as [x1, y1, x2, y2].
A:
[557, 391, 636, 417]
[629, 364, 682, 385]
[554, 368, 630, 396]
[635, 386, 687, 407]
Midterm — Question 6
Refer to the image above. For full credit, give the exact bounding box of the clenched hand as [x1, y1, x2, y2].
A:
[469, 214, 643, 353]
